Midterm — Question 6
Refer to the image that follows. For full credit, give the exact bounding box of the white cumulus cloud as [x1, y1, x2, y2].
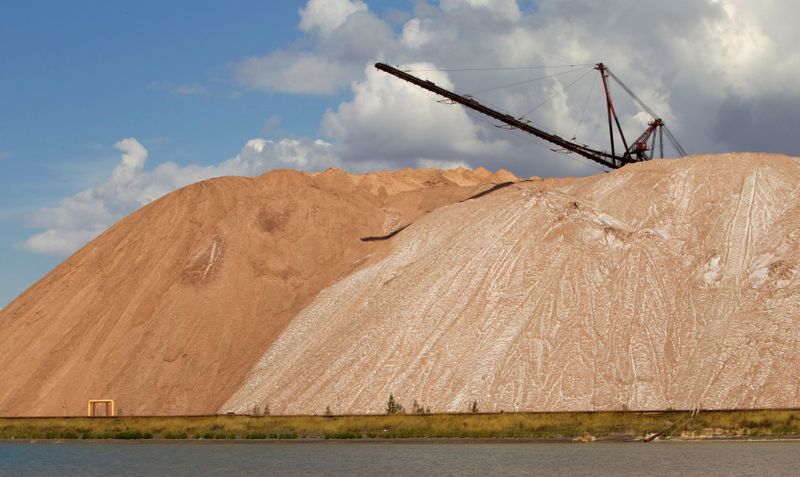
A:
[299, 0, 368, 36]
[323, 63, 510, 169]
[235, 51, 354, 95]
[439, 0, 521, 22]
[21, 137, 339, 256]
[234, 0, 393, 95]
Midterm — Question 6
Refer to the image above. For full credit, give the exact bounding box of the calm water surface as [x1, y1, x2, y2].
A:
[1, 440, 799, 476]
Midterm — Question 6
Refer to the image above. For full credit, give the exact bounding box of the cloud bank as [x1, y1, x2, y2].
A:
[232, 0, 800, 171]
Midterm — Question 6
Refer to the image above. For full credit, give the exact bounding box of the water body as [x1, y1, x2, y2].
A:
[1, 440, 799, 476]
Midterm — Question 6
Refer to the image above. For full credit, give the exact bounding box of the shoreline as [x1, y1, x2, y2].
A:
[4, 436, 800, 445]
[3, 409, 800, 442]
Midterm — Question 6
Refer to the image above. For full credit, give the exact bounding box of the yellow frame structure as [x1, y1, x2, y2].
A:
[87, 399, 115, 417]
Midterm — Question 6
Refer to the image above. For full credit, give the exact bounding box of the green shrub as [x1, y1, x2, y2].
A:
[113, 430, 152, 439]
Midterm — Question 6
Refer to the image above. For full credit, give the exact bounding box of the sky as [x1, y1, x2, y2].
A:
[2, 0, 799, 307]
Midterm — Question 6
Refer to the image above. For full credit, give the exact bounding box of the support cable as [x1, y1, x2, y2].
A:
[572, 71, 598, 140]
[497, 122, 610, 173]
[404, 64, 594, 73]
[517, 68, 595, 120]
[465, 95, 561, 137]
[460, 104, 609, 174]
[663, 126, 687, 157]
[374, 62, 685, 169]
[464, 67, 593, 96]
[605, 66, 687, 157]
[604, 67, 660, 119]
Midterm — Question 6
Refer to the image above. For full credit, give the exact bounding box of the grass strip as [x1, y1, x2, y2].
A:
[2, 409, 800, 441]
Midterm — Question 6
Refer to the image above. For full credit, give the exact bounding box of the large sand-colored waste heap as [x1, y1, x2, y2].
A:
[224, 153, 800, 414]
[0, 167, 516, 416]
[2, 153, 799, 417]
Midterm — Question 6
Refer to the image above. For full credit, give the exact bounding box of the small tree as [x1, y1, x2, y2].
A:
[386, 394, 405, 414]
[262, 403, 270, 416]
[471, 400, 479, 413]
[412, 400, 431, 415]
[252, 404, 262, 416]
[324, 405, 333, 417]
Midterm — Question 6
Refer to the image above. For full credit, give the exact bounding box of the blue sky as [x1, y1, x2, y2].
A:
[2, 0, 798, 306]
[0, 0, 408, 305]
